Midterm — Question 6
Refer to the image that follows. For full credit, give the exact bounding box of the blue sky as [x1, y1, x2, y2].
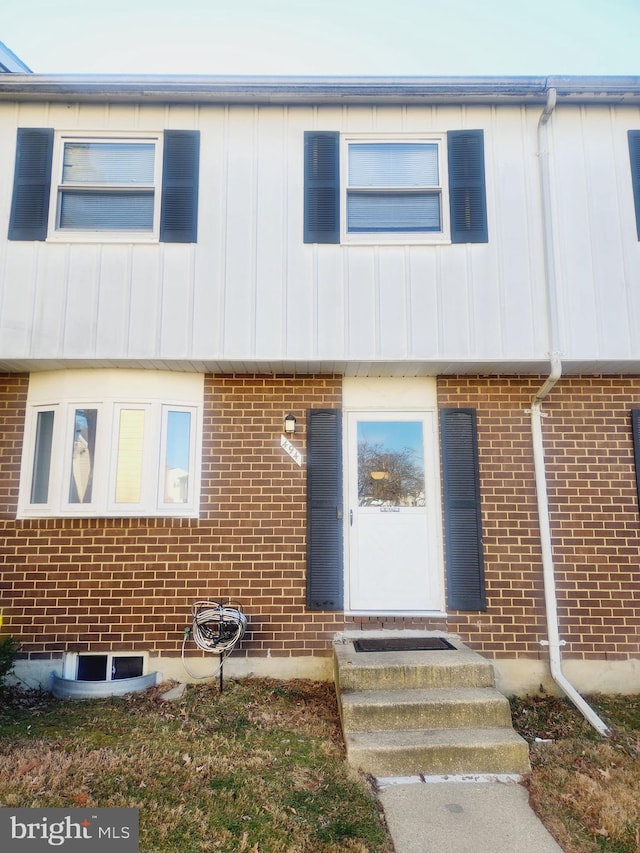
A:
[3, 0, 639, 76]
[358, 422, 424, 460]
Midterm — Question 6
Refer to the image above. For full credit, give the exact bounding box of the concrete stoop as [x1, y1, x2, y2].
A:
[334, 633, 531, 778]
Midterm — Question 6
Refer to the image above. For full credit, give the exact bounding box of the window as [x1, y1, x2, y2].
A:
[19, 370, 203, 518]
[63, 652, 146, 682]
[8, 128, 199, 242]
[303, 129, 488, 245]
[56, 138, 158, 233]
[346, 140, 445, 238]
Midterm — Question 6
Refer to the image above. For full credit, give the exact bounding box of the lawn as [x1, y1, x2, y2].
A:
[1, 678, 638, 853]
[510, 693, 640, 853]
[0, 679, 390, 853]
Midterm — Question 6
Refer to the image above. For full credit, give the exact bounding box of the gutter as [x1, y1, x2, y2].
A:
[0, 74, 638, 106]
[532, 86, 610, 736]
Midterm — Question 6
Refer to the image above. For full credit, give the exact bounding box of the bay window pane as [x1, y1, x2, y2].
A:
[59, 191, 154, 230]
[30, 410, 54, 504]
[62, 142, 155, 184]
[115, 409, 145, 504]
[164, 410, 191, 504]
[348, 191, 441, 232]
[69, 409, 97, 504]
[349, 143, 439, 187]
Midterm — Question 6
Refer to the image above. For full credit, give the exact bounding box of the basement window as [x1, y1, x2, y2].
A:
[66, 652, 145, 682]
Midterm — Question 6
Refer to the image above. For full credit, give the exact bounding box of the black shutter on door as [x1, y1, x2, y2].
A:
[160, 130, 200, 243]
[307, 408, 343, 610]
[440, 408, 486, 611]
[631, 410, 640, 507]
[8, 128, 54, 241]
[447, 130, 488, 244]
[628, 131, 640, 240]
[304, 131, 340, 243]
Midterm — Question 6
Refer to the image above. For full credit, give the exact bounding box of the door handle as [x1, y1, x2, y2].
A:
[350, 509, 353, 526]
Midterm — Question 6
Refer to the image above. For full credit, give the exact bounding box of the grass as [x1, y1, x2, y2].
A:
[2, 678, 638, 852]
[510, 693, 640, 853]
[0, 678, 390, 853]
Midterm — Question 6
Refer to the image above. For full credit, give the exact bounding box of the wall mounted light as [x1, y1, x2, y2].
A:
[284, 413, 297, 435]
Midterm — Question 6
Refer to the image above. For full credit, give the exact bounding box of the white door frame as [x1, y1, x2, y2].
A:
[342, 378, 445, 615]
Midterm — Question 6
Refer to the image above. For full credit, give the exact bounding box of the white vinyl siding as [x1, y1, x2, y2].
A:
[2, 99, 640, 369]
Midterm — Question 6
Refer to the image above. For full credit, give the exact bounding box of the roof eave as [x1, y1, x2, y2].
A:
[0, 74, 639, 105]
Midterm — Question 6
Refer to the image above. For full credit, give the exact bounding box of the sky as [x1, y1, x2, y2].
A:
[2, 0, 640, 77]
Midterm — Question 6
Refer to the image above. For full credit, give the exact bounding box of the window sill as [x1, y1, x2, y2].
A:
[45, 231, 160, 245]
[342, 233, 452, 247]
[17, 507, 201, 520]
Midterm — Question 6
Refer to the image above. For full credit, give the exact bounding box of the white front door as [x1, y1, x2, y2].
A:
[347, 411, 442, 612]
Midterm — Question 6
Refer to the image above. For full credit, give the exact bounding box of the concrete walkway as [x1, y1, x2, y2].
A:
[377, 777, 564, 853]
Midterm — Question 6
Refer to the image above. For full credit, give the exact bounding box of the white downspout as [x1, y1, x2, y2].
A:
[533, 86, 610, 736]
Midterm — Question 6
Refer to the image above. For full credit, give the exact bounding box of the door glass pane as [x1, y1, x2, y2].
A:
[69, 409, 97, 504]
[115, 409, 145, 503]
[163, 410, 191, 504]
[31, 410, 55, 504]
[357, 421, 425, 507]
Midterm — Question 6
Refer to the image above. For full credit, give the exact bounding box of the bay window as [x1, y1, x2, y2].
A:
[19, 370, 203, 518]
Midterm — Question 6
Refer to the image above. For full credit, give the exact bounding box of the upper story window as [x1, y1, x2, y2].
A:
[8, 128, 200, 243]
[56, 138, 159, 235]
[18, 369, 203, 519]
[304, 129, 488, 246]
[344, 138, 447, 242]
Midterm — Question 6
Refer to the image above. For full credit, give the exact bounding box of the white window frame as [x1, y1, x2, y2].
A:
[18, 370, 203, 519]
[62, 651, 148, 681]
[47, 132, 163, 243]
[341, 134, 451, 245]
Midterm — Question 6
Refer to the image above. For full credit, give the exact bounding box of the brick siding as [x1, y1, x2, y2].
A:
[0, 374, 344, 664]
[2, 372, 640, 667]
[349, 376, 640, 662]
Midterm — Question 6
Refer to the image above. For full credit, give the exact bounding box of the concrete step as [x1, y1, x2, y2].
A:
[340, 687, 514, 733]
[334, 638, 496, 692]
[345, 727, 532, 777]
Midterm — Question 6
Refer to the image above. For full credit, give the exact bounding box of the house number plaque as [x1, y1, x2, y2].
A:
[280, 435, 303, 466]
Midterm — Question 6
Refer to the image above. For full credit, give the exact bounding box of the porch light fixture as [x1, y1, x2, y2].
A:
[371, 471, 390, 480]
[284, 413, 297, 434]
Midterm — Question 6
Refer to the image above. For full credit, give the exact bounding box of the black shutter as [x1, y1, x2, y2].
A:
[307, 408, 343, 610]
[8, 128, 54, 241]
[160, 130, 200, 243]
[304, 131, 340, 244]
[628, 131, 640, 240]
[448, 130, 488, 244]
[440, 408, 486, 611]
[632, 410, 640, 507]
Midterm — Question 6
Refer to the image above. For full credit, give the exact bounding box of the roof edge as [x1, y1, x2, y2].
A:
[0, 42, 32, 74]
[0, 74, 639, 105]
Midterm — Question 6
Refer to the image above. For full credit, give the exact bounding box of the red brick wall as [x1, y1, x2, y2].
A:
[349, 376, 640, 662]
[0, 374, 344, 664]
[2, 372, 640, 667]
